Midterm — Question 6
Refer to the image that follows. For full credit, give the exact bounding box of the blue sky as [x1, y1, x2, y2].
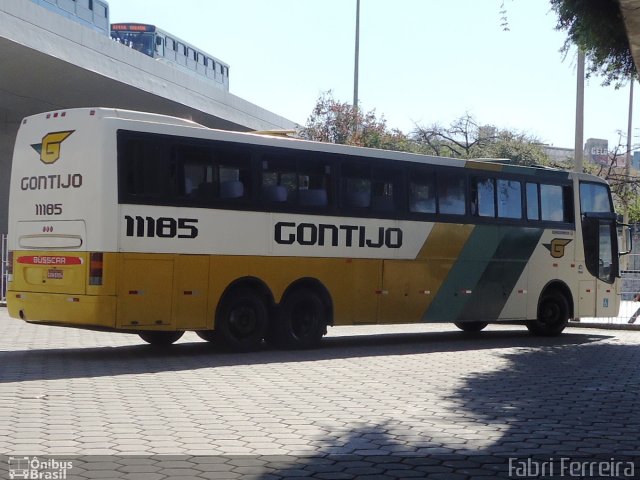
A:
[107, 0, 637, 150]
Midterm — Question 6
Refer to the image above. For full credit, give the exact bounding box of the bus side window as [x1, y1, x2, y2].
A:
[341, 162, 371, 209]
[214, 149, 251, 201]
[372, 168, 401, 213]
[155, 35, 164, 56]
[122, 138, 174, 199]
[174, 144, 215, 201]
[497, 179, 522, 219]
[472, 177, 496, 217]
[438, 174, 466, 215]
[261, 157, 297, 204]
[183, 162, 212, 197]
[526, 182, 540, 220]
[409, 169, 436, 214]
[298, 160, 331, 208]
[540, 184, 564, 222]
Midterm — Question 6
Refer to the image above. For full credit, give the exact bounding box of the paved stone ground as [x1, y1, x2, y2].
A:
[0, 307, 639, 479]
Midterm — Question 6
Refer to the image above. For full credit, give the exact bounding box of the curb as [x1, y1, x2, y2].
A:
[568, 321, 640, 331]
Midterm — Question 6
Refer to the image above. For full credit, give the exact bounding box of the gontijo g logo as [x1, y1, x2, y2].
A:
[543, 238, 573, 259]
[31, 131, 74, 164]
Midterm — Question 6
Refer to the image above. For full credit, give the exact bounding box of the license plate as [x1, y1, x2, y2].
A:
[47, 269, 64, 280]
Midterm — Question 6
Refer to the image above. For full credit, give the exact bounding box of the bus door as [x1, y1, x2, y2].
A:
[582, 213, 619, 317]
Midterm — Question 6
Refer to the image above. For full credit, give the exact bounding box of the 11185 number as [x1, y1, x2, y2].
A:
[124, 216, 199, 239]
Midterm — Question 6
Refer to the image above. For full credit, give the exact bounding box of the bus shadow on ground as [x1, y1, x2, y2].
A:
[0, 328, 611, 383]
[246, 340, 640, 479]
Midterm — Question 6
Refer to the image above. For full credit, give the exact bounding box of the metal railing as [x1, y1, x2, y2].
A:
[1, 234, 7, 305]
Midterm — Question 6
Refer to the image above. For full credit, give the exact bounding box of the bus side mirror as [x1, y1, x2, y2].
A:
[619, 223, 633, 257]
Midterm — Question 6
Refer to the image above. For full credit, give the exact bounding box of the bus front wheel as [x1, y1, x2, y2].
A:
[454, 321, 488, 333]
[275, 288, 327, 349]
[216, 288, 268, 351]
[527, 291, 570, 337]
[139, 331, 184, 346]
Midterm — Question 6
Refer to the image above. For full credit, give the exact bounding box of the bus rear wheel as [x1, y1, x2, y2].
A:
[274, 288, 327, 349]
[527, 291, 570, 337]
[454, 321, 488, 333]
[139, 331, 184, 346]
[216, 288, 268, 351]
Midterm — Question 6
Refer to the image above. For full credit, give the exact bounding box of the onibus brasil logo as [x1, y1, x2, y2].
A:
[31, 131, 74, 165]
[8, 456, 73, 479]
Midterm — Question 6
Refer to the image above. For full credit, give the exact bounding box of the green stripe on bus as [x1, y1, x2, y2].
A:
[458, 227, 543, 320]
[422, 225, 543, 322]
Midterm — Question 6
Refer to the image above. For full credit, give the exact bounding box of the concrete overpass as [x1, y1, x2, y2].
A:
[0, 0, 296, 234]
[621, 0, 640, 74]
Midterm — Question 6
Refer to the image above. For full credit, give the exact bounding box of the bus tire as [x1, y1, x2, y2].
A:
[275, 288, 327, 349]
[527, 291, 570, 336]
[454, 321, 488, 332]
[216, 288, 268, 351]
[196, 330, 217, 342]
[139, 331, 184, 346]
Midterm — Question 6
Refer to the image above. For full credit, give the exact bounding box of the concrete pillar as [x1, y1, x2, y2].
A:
[0, 109, 20, 235]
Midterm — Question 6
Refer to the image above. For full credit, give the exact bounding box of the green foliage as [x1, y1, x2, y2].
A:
[302, 94, 550, 166]
[626, 196, 640, 223]
[300, 91, 411, 151]
[550, 0, 636, 86]
[482, 132, 551, 166]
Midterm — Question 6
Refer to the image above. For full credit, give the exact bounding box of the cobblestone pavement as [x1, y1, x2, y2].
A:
[0, 307, 639, 479]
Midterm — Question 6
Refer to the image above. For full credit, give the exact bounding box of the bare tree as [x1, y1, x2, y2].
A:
[413, 114, 549, 166]
[587, 133, 640, 221]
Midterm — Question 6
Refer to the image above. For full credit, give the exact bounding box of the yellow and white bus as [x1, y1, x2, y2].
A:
[6, 108, 628, 350]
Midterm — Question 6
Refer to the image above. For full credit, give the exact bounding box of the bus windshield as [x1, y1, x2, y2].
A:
[580, 182, 613, 213]
[111, 31, 155, 57]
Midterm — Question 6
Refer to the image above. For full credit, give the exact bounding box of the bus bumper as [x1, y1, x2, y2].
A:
[7, 292, 117, 329]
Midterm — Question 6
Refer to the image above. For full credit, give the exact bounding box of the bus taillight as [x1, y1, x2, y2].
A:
[89, 252, 103, 286]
